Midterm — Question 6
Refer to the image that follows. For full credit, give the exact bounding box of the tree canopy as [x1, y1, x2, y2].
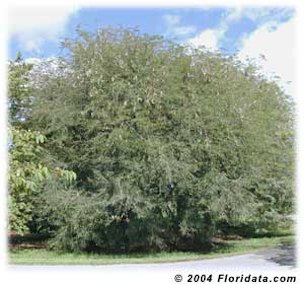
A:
[9, 28, 295, 252]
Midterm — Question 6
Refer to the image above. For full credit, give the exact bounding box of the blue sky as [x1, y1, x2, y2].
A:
[9, 7, 294, 58]
[8, 6, 295, 95]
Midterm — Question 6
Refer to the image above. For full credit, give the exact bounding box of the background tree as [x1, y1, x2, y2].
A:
[8, 55, 76, 234]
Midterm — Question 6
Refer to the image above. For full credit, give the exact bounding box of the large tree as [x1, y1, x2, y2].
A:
[27, 28, 294, 252]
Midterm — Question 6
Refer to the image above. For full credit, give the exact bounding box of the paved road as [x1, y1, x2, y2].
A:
[11, 244, 295, 272]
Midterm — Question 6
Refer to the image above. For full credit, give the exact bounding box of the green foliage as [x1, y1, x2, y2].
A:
[8, 127, 77, 234]
[24, 28, 294, 252]
[9, 127, 48, 233]
[8, 56, 77, 234]
[8, 52, 33, 125]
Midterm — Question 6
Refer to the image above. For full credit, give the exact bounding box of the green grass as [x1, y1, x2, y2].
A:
[9, 235, 294, 265]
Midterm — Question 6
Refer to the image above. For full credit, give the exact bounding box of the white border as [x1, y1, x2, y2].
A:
[1, 1, 303, 283]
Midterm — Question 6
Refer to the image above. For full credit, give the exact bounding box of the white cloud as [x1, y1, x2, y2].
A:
[238, 18, 295, 97]
[173, 26, 196, 36]
[187, 7, 293, 52]
[187, 8, 235, 50]
[9, 6, 79, 52]
[188, 8, 295, 98]
[224, 7, 293, 23]
[24, 57, 42, 65]
[163, 14, 180, 26]
[163, 14, 196, 37]
[188, 29, 220, 50]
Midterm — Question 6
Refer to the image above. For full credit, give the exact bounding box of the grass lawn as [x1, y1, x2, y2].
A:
[9, 235, 294, 265]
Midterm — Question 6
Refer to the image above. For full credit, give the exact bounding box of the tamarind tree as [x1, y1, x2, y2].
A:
[10, 28, 294, 251]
